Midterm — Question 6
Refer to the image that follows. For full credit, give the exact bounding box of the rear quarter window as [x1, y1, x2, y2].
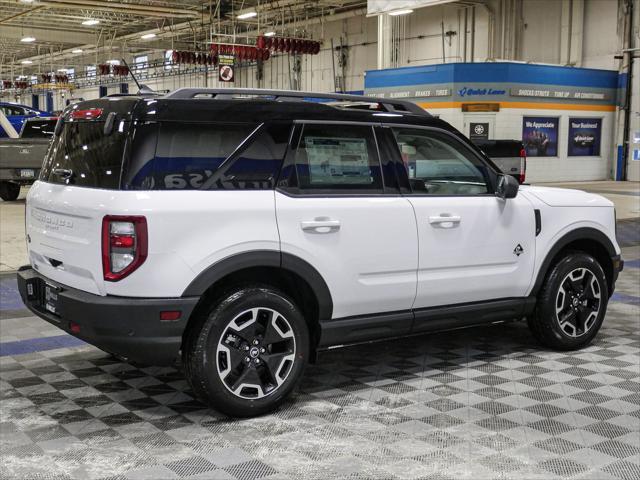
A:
[123, 122, 289, 191]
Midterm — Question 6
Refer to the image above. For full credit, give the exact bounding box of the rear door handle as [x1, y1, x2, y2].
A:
[301, 218, 341, 234]
[428, 215, 461, 227]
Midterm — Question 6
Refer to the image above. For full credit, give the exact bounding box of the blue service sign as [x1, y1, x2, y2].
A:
[523, 117, 559, 157]
[568, 118, 602, 156]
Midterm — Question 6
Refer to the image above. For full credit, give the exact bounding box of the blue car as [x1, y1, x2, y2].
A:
[0, 102, 52, 138]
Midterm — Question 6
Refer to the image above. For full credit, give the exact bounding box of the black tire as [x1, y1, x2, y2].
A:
[528, 252, 608, 350]
[183, 285, 309, 417]
[0, 182, 20, 201]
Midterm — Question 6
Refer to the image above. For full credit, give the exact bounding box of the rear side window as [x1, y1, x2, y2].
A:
[40, 121, 127, 189]
[293, 124, 383, 193]
[21, 119, 57, 138]
[123, 122, 289, 190]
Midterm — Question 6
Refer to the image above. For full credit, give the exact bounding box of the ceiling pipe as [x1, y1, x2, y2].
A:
[0, 6, 47, 25]
[38, 0, 200, 18]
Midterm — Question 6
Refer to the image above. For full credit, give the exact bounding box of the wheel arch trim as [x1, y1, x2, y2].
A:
[530, 227, 617, 297]
[181, 250, 333, 320]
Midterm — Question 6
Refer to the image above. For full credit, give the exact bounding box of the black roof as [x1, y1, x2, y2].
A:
[68, 88, 452, 131]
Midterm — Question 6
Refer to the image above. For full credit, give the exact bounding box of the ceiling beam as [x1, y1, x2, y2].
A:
[38, 0, 201, 19]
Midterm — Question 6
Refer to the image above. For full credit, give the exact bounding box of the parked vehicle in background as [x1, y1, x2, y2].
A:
[0, 102, 52, 138]
[17, 89, 622, 417]
[473, 139, 527, 184]
[0, 117, 57, 201]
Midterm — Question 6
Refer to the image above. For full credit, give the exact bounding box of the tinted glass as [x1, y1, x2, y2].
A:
[21, 119, 57, 138]
[392, 128, 490, 195]
[123, 122, 289, 191]
[201, 123, 290, 190]
[1, 105, 24, 116]
[40, 121, 127, 189]
[295, 124, 382, 192]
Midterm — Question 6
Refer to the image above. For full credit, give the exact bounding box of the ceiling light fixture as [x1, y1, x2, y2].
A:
[388, 9, 413, 16]
[21, 60, 33, 64]
[237, 11, 258, 20]
[82, 19, 100, 26]
[107, 59, 120, 65]
[72, 49, 83, 53]
[264, 31, 276, 37]
[141, 33, 156, 40]
[21, 36, 36, 43]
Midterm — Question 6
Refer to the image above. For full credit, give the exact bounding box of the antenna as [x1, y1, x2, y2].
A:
[121, 58, 155, 95]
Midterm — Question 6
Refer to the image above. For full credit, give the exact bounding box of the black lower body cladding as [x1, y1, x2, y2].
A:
[17, 267, 199, 365]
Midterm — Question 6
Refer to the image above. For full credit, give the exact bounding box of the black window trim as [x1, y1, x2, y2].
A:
[382, 123, 500, 197]
[276, 120, 401, 198]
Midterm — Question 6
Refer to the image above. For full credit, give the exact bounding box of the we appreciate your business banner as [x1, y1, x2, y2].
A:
[568, 118, 602, 156]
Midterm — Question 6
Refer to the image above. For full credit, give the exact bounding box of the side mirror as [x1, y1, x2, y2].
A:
[496, 174, 519, 199]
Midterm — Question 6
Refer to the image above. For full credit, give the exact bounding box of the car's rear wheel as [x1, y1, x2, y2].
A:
[183, 285, 309, 417]
[0, 182, 20, 201]
[528, 252, 608, 350]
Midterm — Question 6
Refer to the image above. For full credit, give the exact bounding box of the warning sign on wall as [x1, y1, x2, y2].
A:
[219, 54, 235, 82]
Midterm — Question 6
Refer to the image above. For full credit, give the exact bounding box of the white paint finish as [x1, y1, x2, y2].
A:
[522, 185, 614, 207]
[275, 192, 418, 319]
[26, 183, 279, 297]
[409, 194, 536, 308]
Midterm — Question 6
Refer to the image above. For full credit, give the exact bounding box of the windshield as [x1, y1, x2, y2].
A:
[40, 121, 128, 189]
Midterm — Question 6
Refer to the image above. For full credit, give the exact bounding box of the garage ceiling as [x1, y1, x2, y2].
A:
[0, 0, 366, 76]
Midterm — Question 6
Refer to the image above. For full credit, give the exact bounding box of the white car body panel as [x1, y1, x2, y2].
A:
[275, 192, 418, 319]
[26, 180, 619, 321]
[409, 194, 537, 308]
[26, 182, 279, 297]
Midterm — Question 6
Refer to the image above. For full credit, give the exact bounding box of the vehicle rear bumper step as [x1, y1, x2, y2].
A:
[17, 266, 198, 365]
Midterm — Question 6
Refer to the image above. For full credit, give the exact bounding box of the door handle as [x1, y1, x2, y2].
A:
[428, 214, 461, 227]
[301, 218, 341, 234]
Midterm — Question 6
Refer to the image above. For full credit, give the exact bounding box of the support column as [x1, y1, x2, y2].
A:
[377, 14, 392, 70]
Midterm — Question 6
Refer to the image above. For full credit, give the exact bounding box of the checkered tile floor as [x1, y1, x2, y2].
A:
[1, 247, 639, 479]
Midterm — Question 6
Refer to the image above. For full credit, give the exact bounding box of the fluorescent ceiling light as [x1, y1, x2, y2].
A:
[141, 33, 156, 39]
[21, 60, 33, 64]
[237, 11, 257, 20]
[82, 19, 100, 26]
[264, 31, 276, 37]
[107, 59, 120, 65]
[389, 9, 413, 16]
[57, 68, 68, 73]
[72, 49, 83, 53]
[21, 36, 36, 43]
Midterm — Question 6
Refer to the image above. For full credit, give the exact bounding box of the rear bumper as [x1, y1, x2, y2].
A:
[0, 168, 40, 183]
[17, 266, 199, 365]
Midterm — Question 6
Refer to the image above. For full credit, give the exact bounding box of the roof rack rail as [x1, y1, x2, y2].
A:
[164, 88, 429, 116]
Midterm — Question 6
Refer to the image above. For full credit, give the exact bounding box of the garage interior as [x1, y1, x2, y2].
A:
[1, 1, 639, 479]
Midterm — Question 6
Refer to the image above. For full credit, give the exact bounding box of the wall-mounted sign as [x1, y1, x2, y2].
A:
[522, 116, 559, 157]
[366, 88, 450, 99]
[510, 87, 610, 101]
[218, 54, 235, 82]
[457, 86, 507, 97]
[462, 103, 500, 112]
[469, 122, 489, 141]
[568, 118, 602, 156]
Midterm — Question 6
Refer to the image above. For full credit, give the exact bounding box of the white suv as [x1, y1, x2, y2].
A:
[18, 89, 623, 417]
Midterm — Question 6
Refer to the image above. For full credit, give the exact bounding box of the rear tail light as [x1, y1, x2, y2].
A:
[71, 108, 103, 120]
[102, 215, 148, 281]
[519, 148, 527, 184]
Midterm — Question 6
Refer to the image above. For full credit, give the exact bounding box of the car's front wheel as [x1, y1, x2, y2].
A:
[183, 285, 309, 417]
[528, 252, 608, 350]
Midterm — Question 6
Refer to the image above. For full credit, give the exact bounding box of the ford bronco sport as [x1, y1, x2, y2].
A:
[18, 88, 623, 417]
